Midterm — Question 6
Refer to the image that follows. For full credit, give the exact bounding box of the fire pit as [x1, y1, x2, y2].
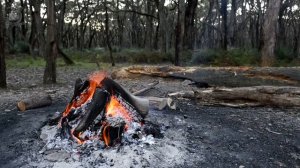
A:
[33, 72, 188, 167]
[49, 72, 163, 148]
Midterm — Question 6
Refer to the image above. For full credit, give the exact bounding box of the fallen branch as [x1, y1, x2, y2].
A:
[133, 81, 159, 96]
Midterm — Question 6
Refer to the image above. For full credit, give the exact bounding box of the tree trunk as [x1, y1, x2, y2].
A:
[184, 0, 198, 50]
[5, 0, 14, 48]
[56, 0, 74, 65]
[220, 0, 228, 50]
[158, 0, 167, 53]
[261, 0, 281, 66]
[229, 0, 237, 47]
[0, 2, 6, 88]
[105, 0, 115, 66]
[29, 0, 46, 58]
[20, 0, 27, 39]
[174, 0, 185, 66]
[145, 0, 154, 50]
[43, 0, 57, 84]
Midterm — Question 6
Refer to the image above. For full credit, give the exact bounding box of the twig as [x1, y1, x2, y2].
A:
[265, 128, 282, 135]
[133, 81, 159, 96]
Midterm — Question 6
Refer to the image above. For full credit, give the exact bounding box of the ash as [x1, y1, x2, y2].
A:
[32, 110, 188, 168]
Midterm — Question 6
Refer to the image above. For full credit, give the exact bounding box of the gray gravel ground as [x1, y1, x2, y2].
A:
[0, 67, 300, 168]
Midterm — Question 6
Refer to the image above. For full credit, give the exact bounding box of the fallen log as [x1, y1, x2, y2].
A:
[169, 86, 300, 107]
[17, 94, 52, 111]
[112, 66, 210, 88]
[112, 66, 300, 87]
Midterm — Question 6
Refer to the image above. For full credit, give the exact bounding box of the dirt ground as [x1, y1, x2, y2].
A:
[0, 67, 300, 167]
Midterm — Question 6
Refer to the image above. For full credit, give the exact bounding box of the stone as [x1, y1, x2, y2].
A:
[44, 150, 70, 162]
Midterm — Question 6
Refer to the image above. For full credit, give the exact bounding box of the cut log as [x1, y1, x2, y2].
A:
[168, 86, 300, 107]
[143, 97, 176, 110]
[17, 94, 52, 111]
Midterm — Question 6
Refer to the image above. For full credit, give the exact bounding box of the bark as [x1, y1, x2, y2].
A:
[104, 0, 115, 66]
[184, 0, 198, 50]
[43, 0, 57, 84]
[0, 2, 6, 88]
[175, 0, 185, 66]
[261, 0, 281, 66]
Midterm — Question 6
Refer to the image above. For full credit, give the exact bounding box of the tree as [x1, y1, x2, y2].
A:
[174, 0, 185, 66]
[261, 0, 281, 66]
[29, 0, 46, 58]
[104, 0, 115, 66]
[184, 0, 198, 50]
[43, 0, 57, 84]
[0, 2, 6, 88]
[220, 0, 228, 50]
[229, 0, 237, 46]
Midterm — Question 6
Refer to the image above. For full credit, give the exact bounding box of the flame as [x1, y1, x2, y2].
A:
[62, 72, 107, 117]
[106, 95, 133, 123]
[71, 129, 85, 145]
[102, 125, 111, 146]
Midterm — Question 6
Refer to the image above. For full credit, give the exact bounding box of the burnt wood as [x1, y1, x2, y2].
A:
[73, 88, 109, 137]
[101, 77, 149, 117]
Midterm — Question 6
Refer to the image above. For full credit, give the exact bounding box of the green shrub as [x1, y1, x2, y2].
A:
[12, 41, 30, 54]
[212, 49, 260, 66]
[190, 49, 219, 65]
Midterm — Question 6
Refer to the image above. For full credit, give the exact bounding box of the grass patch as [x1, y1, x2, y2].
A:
[7, 56, 45, 68]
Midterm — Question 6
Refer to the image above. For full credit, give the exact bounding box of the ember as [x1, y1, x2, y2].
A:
[57, 71, 156, 147]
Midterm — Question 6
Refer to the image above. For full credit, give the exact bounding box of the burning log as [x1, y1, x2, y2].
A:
[17, 94, 52, 111]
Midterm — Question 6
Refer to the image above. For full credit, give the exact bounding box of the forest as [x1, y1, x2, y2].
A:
[0, 0, 300, 87]
[1, 1, 300, 167]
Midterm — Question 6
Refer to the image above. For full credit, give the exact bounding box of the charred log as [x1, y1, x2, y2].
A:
[73, 89, 109, 139]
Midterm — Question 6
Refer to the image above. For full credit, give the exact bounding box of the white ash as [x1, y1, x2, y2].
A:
[33, 110, 188, 168]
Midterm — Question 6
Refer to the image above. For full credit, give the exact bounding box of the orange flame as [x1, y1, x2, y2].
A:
[62, 72, 107, 117]
[106, 95, 133, 123]
[102, 125, 111, 146]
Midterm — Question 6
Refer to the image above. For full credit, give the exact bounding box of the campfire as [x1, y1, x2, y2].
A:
[56, 72, 160, 147]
